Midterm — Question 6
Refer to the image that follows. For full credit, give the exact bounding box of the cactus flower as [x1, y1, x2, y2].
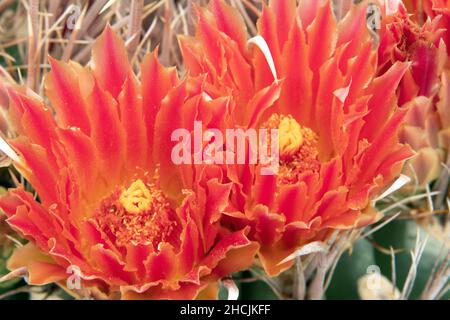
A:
[0, 26, 258, 299]
[179, 0, 414, 275]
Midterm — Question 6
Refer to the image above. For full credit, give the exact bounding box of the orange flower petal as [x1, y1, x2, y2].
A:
[92, 25, 130, 98]
[45, 57, 91, 134]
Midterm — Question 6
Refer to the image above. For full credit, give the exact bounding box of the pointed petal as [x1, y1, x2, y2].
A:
[92, 25, 130, 99]
[45, 58, 91, 134]
[209, 0, 248, 53]
[117, 74, 148, 171]
[141, 49, 178, 165]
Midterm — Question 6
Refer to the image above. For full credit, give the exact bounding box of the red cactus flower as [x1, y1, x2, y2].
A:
[378, 2, 448, 103]
[404, 0, 450, 20]
[403, 0, 450, 55]
[178, 0, 414, 276]
[0, 26, 258, 299]
[399, 71, 450, 184]
[378, 1, 450, 184]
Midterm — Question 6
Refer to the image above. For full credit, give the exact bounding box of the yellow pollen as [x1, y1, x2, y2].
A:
[278, 115, 304, 157]
[263, 114, 320, 184]
[96, 179, 180, 249]
[119, 179, 152, 214]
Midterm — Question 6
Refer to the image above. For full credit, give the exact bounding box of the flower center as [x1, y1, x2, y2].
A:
[278, 115, 304, 157]
[263, 114, 320, 184]
[95, 179, 180, 249]
[119, 180, 152, 214]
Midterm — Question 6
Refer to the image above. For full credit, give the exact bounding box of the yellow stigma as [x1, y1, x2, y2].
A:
[119, 179, 152, 214]
[263, 114, 320, 184]
[278, 115, 304, 157]
[96, 178, 178, 248]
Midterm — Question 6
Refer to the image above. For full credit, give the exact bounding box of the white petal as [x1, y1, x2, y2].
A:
[277, 241, 328, 265]
[247, 35, 278, 83]
[333, 79, 352, 103]
[222, 279, 239, 300]
[0, 135, 20, 163]
[202, 92, 213, 102]
[372, 174, 411, 203]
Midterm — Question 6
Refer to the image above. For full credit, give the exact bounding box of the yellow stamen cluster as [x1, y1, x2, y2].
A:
[119, 180, 152, 214]
[263, 114, 320, 184]
[96, 179, 179, 249]
[278, 115, 304, 158]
